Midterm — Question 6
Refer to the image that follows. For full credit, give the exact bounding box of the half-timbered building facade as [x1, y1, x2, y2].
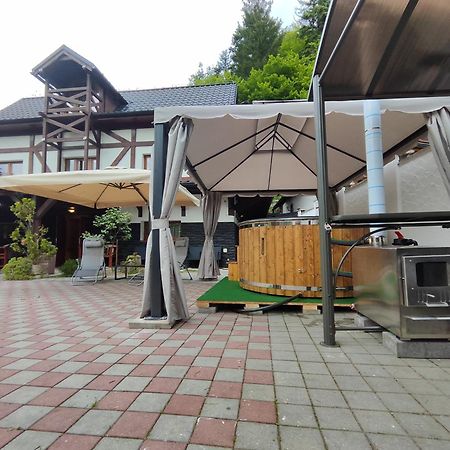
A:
[0, 45, 237, 265]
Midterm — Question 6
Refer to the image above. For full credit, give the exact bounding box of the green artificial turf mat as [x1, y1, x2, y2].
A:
[197, 277, 354, 305]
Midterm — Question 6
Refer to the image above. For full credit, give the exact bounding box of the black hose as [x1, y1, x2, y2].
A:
[237, 292, 303, 313]
[332, 225, 400, 296]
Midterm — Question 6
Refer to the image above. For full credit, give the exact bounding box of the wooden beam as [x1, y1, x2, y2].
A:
[28, 135, 35, 174]
[42, 82, 49, 173]
[36, 198, 56, 219]
[130, 129, 136, 168]
[84, 74, 91, 168]
[110, 145, 131, 166]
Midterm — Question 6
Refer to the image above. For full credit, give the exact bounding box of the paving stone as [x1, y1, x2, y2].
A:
[343, 391, 387, 411]
[413, 437, 450, 450]
[158, 365, 189, 378]
[243, 383, 275, 401]
[0, 386, 47, 404]
[208, 381, 242, 399]
[55, 374, 96, 389]
[94, 437, 143, 450]
[309, 388, 347, 408]
[394, 412, 450, 439]
[0, 405, 53, 428]
[2, 430, 59, 450]
[279, 425, 325, 450]
[235, 422, 278, 450]
[377, 392, 426, 413]
[176, 379, 211, 396]
[278, 404, 317, 428]
[273, 372, 304, 387]
[164, 394, 204, 416]
[315, 406, 360, 431]
[190, 417, 236, 448]
[107, 411, 158, 438]
[201, 397, 239, 419]
[103, 364, 136, 376]
[32, 406, 87, 432]
[52, 361, 88, 373]
[62, 389, 107, 408]
[114, 376, 151, 392]
[0, 370, 44, 384]
[0, 429, 21, 448]
[367, 433, 419, 450]
[214, 368, 244, 382]
[129, 392, 171, 412]
[149, 414, 196, 442]
[414, 394, 450, 415]
[68, 409, 121, 435]
[303, 374, 337, 390]
[332, 375, 371, 392]
[322, 429, 372, 450]
[354, 409, 406, 434]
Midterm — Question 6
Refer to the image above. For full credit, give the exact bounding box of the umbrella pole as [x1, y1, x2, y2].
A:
[313, 75, 337, 347]
[149, 123, 169, 318]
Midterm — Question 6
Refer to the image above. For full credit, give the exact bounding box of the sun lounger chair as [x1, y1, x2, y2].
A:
[175, 236, 193, 280]
[72, 238, 106, 285]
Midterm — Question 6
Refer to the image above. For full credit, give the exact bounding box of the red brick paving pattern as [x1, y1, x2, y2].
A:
[0, 279, 273, 448]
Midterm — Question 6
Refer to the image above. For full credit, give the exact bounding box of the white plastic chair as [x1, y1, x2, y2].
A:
[72, 238, 106, 285]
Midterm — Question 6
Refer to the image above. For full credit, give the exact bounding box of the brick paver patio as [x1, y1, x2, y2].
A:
[0, 278, 449, 449]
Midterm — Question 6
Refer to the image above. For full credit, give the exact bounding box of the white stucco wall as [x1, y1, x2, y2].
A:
[337, 148, 450, 246]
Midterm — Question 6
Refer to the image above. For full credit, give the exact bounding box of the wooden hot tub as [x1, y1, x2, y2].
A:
[238, 217, 366, 298]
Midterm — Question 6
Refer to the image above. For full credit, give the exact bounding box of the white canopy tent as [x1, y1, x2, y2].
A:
[141, 97, 449, 324]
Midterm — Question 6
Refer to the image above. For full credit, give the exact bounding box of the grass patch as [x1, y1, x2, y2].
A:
[198, 277, 354, 305]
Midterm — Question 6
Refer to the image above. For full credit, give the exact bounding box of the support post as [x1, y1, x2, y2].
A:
[148, 122, 168, 318]
[313, 75, 336, 347]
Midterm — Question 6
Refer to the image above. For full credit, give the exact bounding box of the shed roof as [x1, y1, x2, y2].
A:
[311, 0, 450, 100]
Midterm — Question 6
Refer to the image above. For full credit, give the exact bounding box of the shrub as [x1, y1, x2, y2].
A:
[2, 257, 32, 280]
[59, 259, 78, 277]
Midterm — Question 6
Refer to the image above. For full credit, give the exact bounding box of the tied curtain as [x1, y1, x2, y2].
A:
[141, 118, 192, 322]
[427, 108, 450, 197]
[198, 191, 222, 280]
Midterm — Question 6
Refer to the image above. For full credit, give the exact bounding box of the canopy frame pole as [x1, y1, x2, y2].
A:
[313, 75, 336, 347]
[149, 122, 168, 318]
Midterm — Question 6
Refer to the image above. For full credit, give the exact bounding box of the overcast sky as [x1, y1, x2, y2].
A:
[0, 0, 299, 110]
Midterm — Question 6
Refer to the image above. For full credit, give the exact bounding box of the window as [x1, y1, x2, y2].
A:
[181, 205, 186, 217]
[64, 157, 97, 171]
[0, 161, 23, 176]
[143, 154, 151, 170]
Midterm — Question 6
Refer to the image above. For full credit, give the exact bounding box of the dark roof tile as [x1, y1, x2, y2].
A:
[0, 83, 237, 121]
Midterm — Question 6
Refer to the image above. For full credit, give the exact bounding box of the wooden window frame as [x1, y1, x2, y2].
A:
[64, 157, 97, 171]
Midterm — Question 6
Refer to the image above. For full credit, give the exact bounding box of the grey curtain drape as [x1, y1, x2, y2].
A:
[198, 191, 222, 280]
[427, 108, 450, 197]
[141, 118, 192, 322]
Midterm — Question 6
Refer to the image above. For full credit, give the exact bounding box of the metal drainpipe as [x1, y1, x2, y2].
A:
[364, 100, 386, 241]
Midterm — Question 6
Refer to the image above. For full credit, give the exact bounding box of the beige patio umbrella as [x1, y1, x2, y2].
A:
[0, 167, 200, 208]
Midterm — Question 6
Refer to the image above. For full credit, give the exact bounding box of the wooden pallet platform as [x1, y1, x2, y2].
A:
[196, 300, 354, 312]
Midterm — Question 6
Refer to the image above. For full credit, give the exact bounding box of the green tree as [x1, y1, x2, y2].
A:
[230, 0, 283, 78]
[238, 29, 313, 103]
[295, 0, 330, 56]
[9, 198, 57, 264]
[92, 207, 132, 244]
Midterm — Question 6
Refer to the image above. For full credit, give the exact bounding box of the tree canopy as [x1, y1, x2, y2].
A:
[190, 0, 330, 103]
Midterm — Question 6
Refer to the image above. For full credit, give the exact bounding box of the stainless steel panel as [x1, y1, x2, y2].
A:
[353, 246, 450, 340]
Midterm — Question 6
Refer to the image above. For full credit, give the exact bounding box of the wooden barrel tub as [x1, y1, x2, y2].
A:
[237, 218, 366, 298]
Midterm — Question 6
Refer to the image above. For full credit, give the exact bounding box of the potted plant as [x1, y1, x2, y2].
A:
[9, 198, 58, 276]
[91, 207, 132, 267]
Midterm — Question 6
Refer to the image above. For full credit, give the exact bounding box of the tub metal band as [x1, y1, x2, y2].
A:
[239, 279, 352, 292]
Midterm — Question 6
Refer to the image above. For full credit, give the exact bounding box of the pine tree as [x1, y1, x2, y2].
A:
[230, 0, 283, 78]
